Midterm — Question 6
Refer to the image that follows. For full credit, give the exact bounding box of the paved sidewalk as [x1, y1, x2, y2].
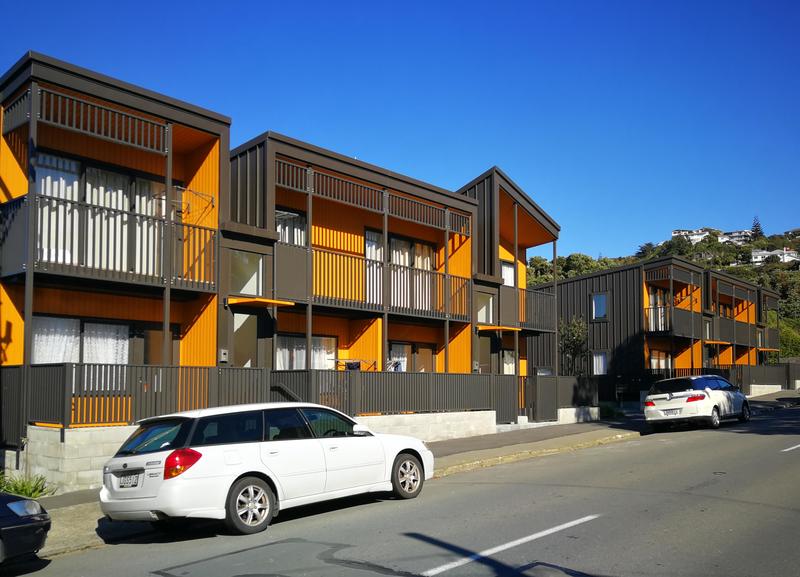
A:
[34, 391, 798, 559]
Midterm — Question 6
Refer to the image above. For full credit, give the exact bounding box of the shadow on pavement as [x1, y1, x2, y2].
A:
[0, 555, 50, 576]
[405, 532, 611, 577]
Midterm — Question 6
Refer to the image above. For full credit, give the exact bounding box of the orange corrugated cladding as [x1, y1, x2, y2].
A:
[674, 285, 702, 312]
[0, 108, 28, 203]
[0, 281, 25, 365]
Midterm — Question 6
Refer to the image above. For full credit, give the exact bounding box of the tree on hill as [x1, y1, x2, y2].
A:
[635, 242, 656, 259]
[751, 216, 765, 239]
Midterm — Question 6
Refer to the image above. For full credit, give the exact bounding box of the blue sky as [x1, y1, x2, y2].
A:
[2, 0, 798, 258]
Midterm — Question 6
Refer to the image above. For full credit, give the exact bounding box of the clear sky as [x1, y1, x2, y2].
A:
[2, 0, 798, 258]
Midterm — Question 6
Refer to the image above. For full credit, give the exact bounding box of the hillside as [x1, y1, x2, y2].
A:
[527, 229, 800, 357]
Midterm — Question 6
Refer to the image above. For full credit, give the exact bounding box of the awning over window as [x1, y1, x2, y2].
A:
[476, 325, 522, 332]
[704, 340, 730, 345]
[226, 297, 295, 308]
[756, 347, 780, 352]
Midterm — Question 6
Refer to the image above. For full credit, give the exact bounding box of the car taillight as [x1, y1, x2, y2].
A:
[164, 448, 201, 480]
[686, 395, 705, 403]
[644, 401, 655, 407]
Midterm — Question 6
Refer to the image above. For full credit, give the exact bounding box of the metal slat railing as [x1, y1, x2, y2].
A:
[37, 88, 166, 154]
[520, 288, 556, 331]
[172, 222, 217, 291]
[645, 306, 671, 332]
[2, 90, 30, 134]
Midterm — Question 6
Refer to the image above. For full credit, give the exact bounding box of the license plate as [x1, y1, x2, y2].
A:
[118, 473, 139, 488]
[662, 409, 681, 416]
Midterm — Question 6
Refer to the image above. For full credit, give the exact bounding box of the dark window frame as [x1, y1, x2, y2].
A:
[590, 292, 609, 322]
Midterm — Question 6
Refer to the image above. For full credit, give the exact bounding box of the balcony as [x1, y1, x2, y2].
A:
[1, 192, 216, 290]
[645, 306, 670, 332]
[644, 306, 701, 337]
[498, 285, 555, 331]
[275, 242, 471, 321]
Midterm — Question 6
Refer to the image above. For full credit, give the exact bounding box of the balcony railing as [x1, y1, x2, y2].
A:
[520, 288, 556, 332]
[645, 306, 670, 331]
[275, 159, 470, 236]
[32, 194, 216, 290]
[277, 242, 471, 321]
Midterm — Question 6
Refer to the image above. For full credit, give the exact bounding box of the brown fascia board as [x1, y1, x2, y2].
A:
[0, 51, 230, 133]
[707, 268, 764, 293]
[456, 166, 561, 238]
[232, 131, 478, 214]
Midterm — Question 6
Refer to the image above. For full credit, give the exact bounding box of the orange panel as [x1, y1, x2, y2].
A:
[179, 295, 217, 367]
[448, 322, 472, 373]
[348, 317, 382, 371]
[718, 345, 733, 365]
[71, 395, 131, 426]
[0, 108, 27, 203]
[0, 281, 25, 365]
[181, 139, 219, 229]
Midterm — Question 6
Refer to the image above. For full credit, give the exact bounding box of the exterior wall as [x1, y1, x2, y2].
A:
[674, 340, 702, 369]
[0, 114, 27, 202]
[355, 410, 496, 442]
[180, 295, 217, 366]
[674, 284, 702, 312]
[448, 322, 472, 373]
[4, 425, 137, 494]
[0, 281, 24, 365]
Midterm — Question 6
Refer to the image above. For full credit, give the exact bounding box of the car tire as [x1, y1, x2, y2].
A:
[646, 422, 663, 434]
[391, 453, 424, 499]
[225, 476, 275, 535]
[739, 403, 751, 423]
[708, 407, 721, 429]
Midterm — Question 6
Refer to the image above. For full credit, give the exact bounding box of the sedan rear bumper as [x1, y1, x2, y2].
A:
[0, 515, 50, 562]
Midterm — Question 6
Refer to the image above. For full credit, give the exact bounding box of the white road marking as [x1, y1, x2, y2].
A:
[781, 443, 800, 453]
[421, 514, 601, 576]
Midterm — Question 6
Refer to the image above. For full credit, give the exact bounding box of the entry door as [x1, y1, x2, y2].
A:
[479, 335, 493, 374]
[365, 230, 383, 306]
[300, 407, 385, 492]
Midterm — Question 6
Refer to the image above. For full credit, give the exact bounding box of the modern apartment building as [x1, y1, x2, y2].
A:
[223, 135, 559, 376]
[529, 256, 780, 382]
[0, 53, 561, 433]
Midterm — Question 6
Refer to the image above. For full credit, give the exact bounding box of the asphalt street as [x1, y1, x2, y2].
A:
[8, 407, 800, 577]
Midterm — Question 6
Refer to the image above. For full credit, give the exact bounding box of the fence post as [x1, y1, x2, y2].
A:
[62, 363, 74, 442]
[209, 367, 220, 408]
[349, 370, 361, 416]
[261, 368, 271, 403]
[310, 371, 320, 404]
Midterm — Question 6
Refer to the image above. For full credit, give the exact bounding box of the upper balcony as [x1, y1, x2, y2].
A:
[708, 274, 758, 346]
[643, 262, 703, 338]
[1, 54, 229, 292]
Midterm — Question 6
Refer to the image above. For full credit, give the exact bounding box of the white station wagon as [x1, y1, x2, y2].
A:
[643, 375, 751, 432]
[99, 403, 434, 534]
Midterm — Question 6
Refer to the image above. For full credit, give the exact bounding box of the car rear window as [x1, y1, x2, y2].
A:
[116, 418, 192, 456]
[648, 378, 707, 395]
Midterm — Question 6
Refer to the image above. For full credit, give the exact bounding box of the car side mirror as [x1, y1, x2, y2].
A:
[352, 424, 372, 437]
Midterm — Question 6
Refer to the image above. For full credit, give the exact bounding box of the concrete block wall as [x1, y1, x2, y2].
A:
[3, 425, 137, 494]
[355, 411, 496, 442]
[557, 407, 600, 424]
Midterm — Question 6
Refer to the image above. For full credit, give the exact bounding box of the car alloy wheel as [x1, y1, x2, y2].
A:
[709, 407, 720, 429]
[392, 453, 424, 499]
[739, 403, 751, 423]
[225, 476, 275, 534]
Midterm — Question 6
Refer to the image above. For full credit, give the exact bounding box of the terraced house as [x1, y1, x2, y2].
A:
[530, 256, 783, 398]
[0, 53, 563, 468]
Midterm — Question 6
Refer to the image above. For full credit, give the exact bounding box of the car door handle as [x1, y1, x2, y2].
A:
[267, 450, 280, 455]
[329, 446, 339, 451]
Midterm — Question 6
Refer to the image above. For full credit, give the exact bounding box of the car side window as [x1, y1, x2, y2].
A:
[301, 408, 355, 438]
[703, 379, 719, 391]
[264, 408, 313, 441]
[715, 378, 732, 391]
[191, 410, 263, 446]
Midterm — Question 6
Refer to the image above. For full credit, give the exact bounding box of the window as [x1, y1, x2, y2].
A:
[591, 294, 607, 321]
[388, 343, 435, 372]
[32, 316, 129, 365]
[650, 350, 671, 370]
[233, 313, 258, 367]
[230, 250, 263, 296]
[116, 418, 192, 456]
[389, 343, 412, 371]
[592, 351, 608, 375]
[704, 320, 712, 340]
[83, 322, 129, 365]
[501, 261, 515, 287]
[301, 408, 355, 438]
[416, 345, 434, 373]
[264, 408, 312, 441]
[191, 411, 263, 446]
[476, 293, 494, 324]
[502, 350, 516, 375]
[275, 335, 337, 370]
[276, 210, 306, 246]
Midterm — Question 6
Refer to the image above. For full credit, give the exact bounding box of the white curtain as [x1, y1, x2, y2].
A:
[85, 168, 130, 272]
[133, 178, 165, 276]
[390, 238, 411, 308]
[36, 154, 80, 265]
[592, 352, 608, 375]
[276, 335, 307, 370]
[389, 343, 411, 372]
[501, 261, 515, 287]
[31, 316, 80, 364]
[312, 337, 336, 370]
[502, 350, 516, 375]
[365, 230, 383, 305]
[83, 323, 129, 364]
[276, 211, 307, 246]
[413, 242, 434, 310]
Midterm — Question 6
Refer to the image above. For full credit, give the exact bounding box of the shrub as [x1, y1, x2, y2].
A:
[0, 473, 54, 499]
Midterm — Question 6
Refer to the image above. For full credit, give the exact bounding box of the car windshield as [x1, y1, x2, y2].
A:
[115, 418, 192, 456]
[648, 378, 706, 395]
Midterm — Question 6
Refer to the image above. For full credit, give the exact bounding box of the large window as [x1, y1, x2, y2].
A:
[591, 293, 608, 321]
[276, 210, 307, 246]
[389, 343, 436, 372]
[32, 316, 129, 365]
[476, 293, 494, 324]
[276, 335, 337, 370]
[230, 250, 263, 296]
[501, 261, 515, 287]
[502, 350, 516, 375]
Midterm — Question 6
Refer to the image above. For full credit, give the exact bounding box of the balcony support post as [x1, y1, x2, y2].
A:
[382, 190, 389, 370]
[23, 83, 39, 366]
[514, 203, 519, 375]
[444, 209, 450, 372]
[162, 124, 173, 364]
[669, 264, 674, 369]
[552, 240, 559, 376]
[306, 168, 313, 370]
